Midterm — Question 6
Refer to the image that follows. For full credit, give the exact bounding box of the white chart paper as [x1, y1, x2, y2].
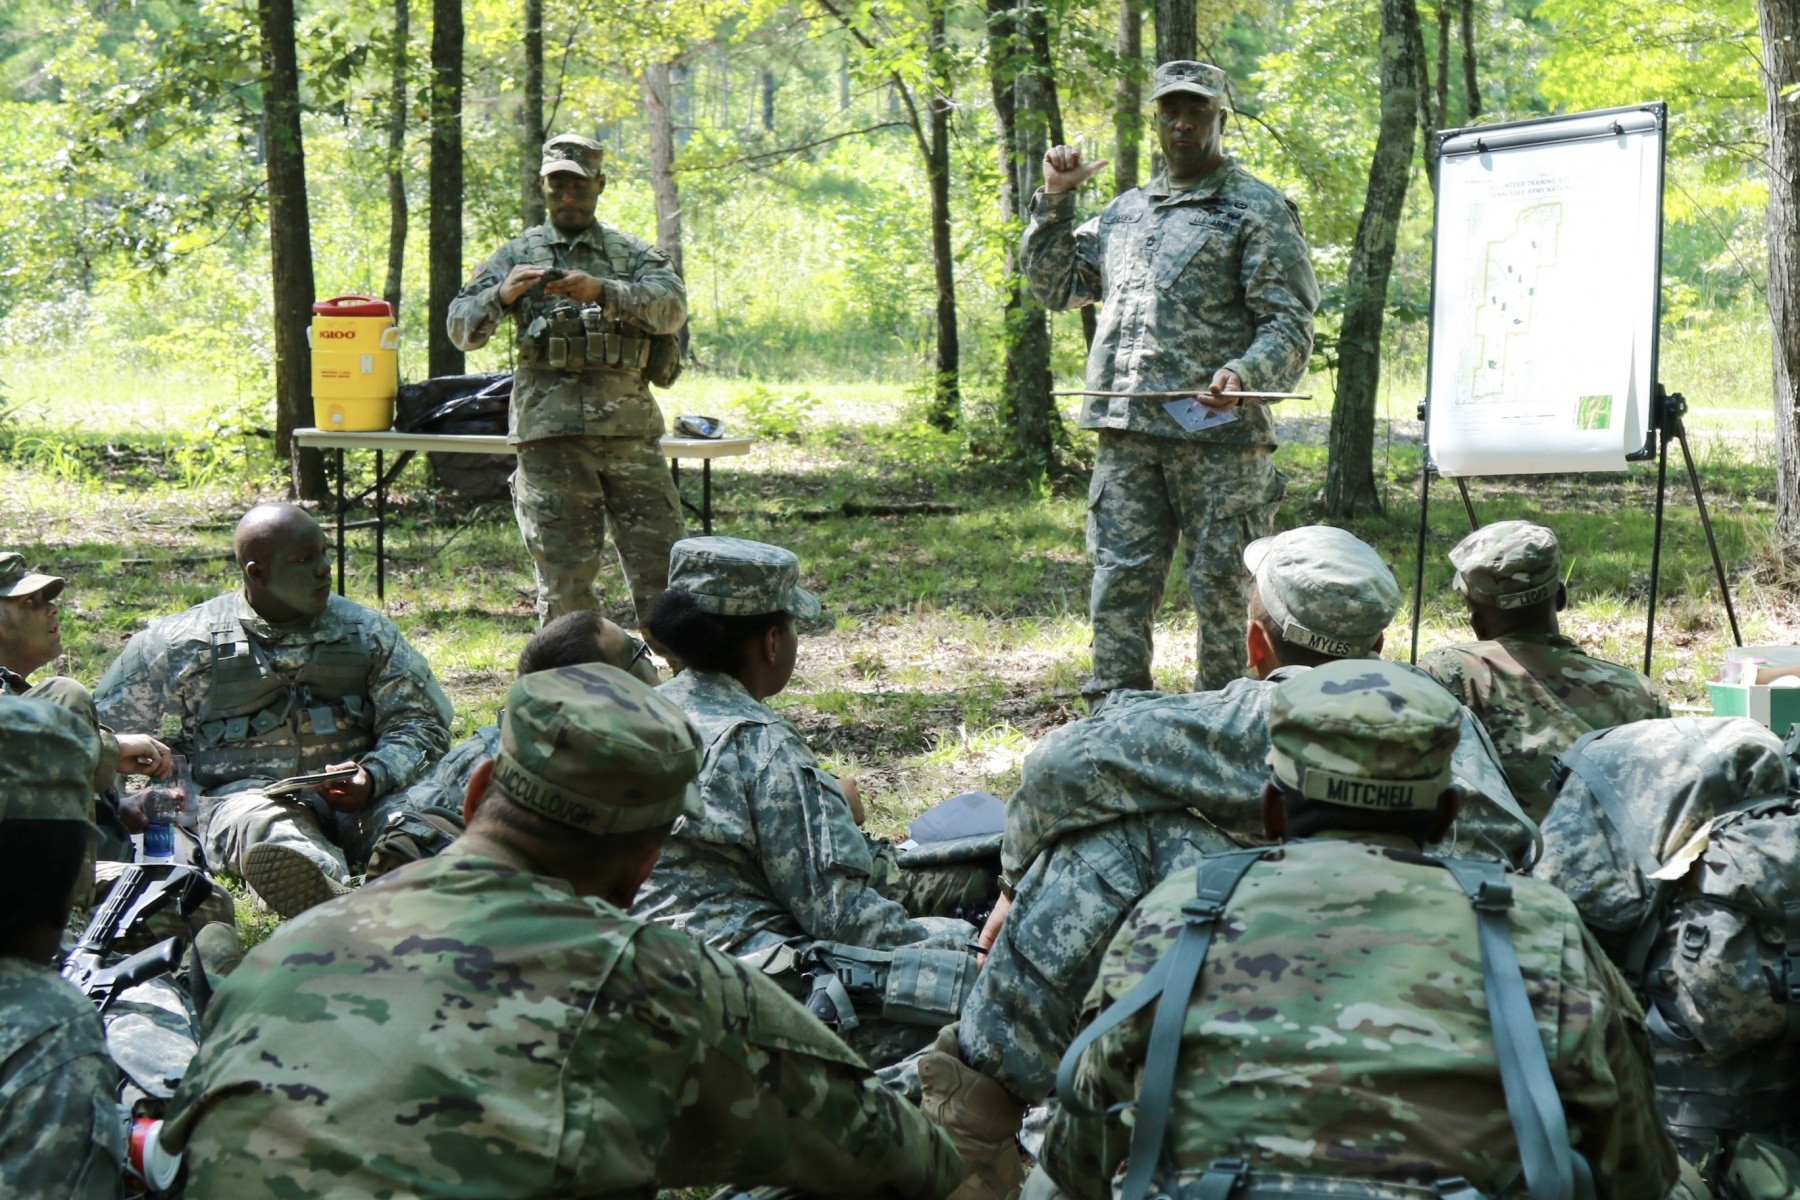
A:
[1426, 109, 1663, 477]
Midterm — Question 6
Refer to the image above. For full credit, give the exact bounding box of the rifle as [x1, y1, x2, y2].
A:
[62, 864, 211, 1015]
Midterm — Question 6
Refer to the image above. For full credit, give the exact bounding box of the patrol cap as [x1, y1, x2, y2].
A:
[1148, 61, 1229, 104]
[667, 536, 822, 620]
[1268, 660, 1462, 812]
[0, 552, 64, 601]
[541, 133, 604, 179]
[492, 663, 701, 834]
[0, 696, 100, 823]
[1450, 521, 1562, 610]
[1243, 526, 1399, 658]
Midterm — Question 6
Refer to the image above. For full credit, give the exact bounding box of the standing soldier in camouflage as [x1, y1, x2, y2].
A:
[1421, 520, 1668, 822]
[94, 503, 454, 918]
[0, 696, 122, 1200]
[1042, 660, 1676, 1200]
[447, 133, 687, 629]
[162, 664, 963, 1200]
[1023, 61, 1318, 706]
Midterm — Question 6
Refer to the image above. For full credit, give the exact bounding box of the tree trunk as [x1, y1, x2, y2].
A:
[519, 0, 544, 228]
[1114, 0, 1143, 193]
[383, 0, 408, 318]
[1153, 0, 1195, 63]
[259, 0, 325, 499]
[1760, 0, 1800, 548]
[925, 0, 960, 430]
[1416, 1, 1438, 190]
[644, 61, 684, 276]
[1459, 0, 1479, 118]
[760, 68, 776, 132]
[427, 0, 463, 378]
[1435, 0, 1449, 124]
[839, 45, 851, 111]
[672, 61, 692, 149]
[1323, 0, 1424, 517]
[988, 0, 1057, 472]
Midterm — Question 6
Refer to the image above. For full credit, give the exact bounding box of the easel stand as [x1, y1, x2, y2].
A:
[1407, 386, 1741, 673]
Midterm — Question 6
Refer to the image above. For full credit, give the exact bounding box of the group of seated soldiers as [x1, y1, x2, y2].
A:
[4, 498, 1790, 1200]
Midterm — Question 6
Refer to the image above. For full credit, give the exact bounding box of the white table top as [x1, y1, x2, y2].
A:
[294, 428, 754, 458]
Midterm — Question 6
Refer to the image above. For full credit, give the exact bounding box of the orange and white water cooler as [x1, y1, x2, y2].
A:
[309, 295, 399, 430]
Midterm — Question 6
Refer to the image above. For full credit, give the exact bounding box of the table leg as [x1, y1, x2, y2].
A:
[703, 459, 713, 536]
[335, 448, 346, 597]
[376, 448, 386, 604]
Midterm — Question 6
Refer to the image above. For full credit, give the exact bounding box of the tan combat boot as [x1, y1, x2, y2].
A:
[918, 1024, 1026, 1200]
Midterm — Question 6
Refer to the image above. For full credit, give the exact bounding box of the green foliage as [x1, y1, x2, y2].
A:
[732, 382, 819, 440]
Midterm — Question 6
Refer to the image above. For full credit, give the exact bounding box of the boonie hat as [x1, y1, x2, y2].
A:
[492, 664, 702, 834]
[541, 133, 605, 180]
[1450, 521, 1561, 610]
[0, 696, 100, 823]
[1148, 61, 1229, 104]
[667, 536, 822, 619]
[1243, 526, 1398, 658]
[0, 552, 64, 601]
[1268, 660, 1462, 812]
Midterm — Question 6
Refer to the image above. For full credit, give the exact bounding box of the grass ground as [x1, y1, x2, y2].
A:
[2, 353, 1791, 846]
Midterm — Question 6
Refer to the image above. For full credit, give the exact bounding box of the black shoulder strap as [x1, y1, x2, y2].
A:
[1054, 848, 1267, 1200]
[1439, 861, 1594, 1200]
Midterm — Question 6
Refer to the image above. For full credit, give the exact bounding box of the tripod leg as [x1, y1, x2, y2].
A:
[1675, 419, 1743, 647]
[1645, 430, 1671, 675]
[1411, 466, 1433, 665]
[1454, 477, 1479, 531]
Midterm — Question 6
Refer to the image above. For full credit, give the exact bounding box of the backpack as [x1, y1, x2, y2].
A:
[1539, 718, 1800, 1061]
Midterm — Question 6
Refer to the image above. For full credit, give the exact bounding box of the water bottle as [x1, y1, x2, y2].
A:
[141, 790, 177, 860]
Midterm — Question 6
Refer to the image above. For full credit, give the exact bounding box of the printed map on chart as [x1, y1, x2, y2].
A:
[1427, 109, 1662, 477]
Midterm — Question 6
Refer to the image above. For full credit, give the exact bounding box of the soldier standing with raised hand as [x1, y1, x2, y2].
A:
[448, 133, 687, 630]
[1023, 61, 1318, 707]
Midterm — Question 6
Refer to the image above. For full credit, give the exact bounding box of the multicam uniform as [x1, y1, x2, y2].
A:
[93, 591, 453, 881]
[0, 958, 122, 1200]
[1022, 159, 1317, 697]
[1422, 631, 1669, 822]
[447, 217, 686, 625]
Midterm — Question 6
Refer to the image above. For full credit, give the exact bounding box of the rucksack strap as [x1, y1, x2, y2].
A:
[1053, 848, 1267, 1200]
[1554, 730, 1667, 986]
[1439, 861, 1593, 1200]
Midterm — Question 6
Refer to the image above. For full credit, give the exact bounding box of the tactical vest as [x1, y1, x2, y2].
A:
[1056, 849, 1595, 1200]
[512, 224, 680, 385]
[189, 618, 377, 791]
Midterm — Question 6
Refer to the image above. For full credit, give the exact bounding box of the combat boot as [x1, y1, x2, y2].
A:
[918, 1023, 1026, 1200]
[241, 842, 351, 918]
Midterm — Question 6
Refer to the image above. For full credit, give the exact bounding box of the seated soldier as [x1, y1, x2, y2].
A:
[0, 697, 123, 1200]
[162, 665, 962, 1200]
[363, 609, 662, 878]
[0, 551, 176, 858]
[94, 503, 453, 918]
[1041, 661, 1676, 1200]
[1421, 520, 1668, 821]
[919, 526, 1537, 1200]
[633, 536, 995, 1070]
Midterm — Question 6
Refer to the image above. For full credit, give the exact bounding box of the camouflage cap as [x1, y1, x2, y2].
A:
[1148, 60, 1229, 104]
[493, 663, 701, 834]
[1449, 520, 1561, 610]
[0, 695, 100, 823]
[1269, 660, 1463, 811]
[541, 133, 605, 179]
[1243, 526, 1399, 658]
[0, 552, 65, 601]
[668, 536, 822, 619]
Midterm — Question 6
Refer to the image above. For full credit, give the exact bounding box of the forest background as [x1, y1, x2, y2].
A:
[1, 0, 1797, 830]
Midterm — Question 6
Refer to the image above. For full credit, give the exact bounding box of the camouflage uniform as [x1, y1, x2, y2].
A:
[1422, 522, 1668, 822]
[447, 134, 686, 626]
[1021, 63, 1318, 699]
[1042, 661, 1676, 1200]
[163, 664, 962, 1200]
[0, 697, 124, 1200]
[93, 591, 453, 896]
[948, 528, 1537, 1112]
[635, 538, 983, 1068]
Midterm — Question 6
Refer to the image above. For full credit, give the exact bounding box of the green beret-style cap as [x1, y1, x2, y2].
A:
[1148, 60, 1229, 104]
[667, 536, 822, 620]
[1450, 521, 1562, 610]
[1243, 526, 1399, 659]
[493, 663, 702, 834]
[1268, 660, 1462, 812]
